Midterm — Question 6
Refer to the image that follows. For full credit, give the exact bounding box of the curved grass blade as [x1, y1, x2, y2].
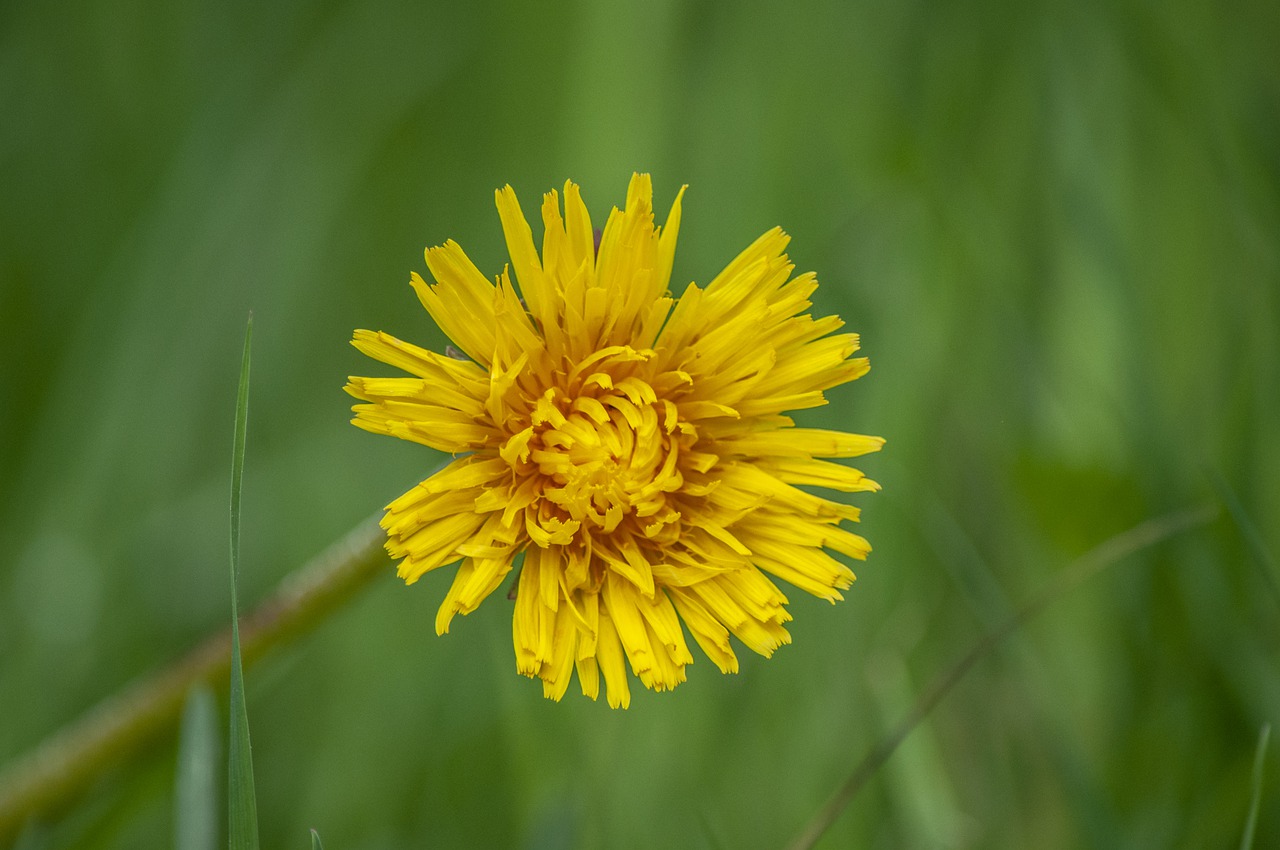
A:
[1212, 473, 1280, 609]
[175, 686, 219, 850]
[1240, 722, 1271, 850]
[310, 828, 324, 850]
[228, 315, 260, 850]
[785, 504, 1217, 850]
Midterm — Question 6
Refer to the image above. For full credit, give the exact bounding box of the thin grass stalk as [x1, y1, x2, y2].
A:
[0, 518, 389, 843]
[227, 315, 260, 850]
[1239, 722, 1271, 850]
[784, 503, 1218, 850]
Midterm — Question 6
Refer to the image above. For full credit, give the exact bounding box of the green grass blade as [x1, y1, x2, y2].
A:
[785, 504, 1217, 850]
[1239, 722, 1271, 850]
[310, 828, 324, 850]
[696, 812, 725, 850]
[12, 822, 48, 850]
[175, 686, 219, 850]
[228, 315, 260, 850]
[1213, 473, 1280, 609]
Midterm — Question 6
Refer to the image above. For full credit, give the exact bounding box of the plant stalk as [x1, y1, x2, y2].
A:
[0, 517, 388, 844]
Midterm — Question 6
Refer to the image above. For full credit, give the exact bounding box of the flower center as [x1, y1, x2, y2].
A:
[500, 377, 691, 548]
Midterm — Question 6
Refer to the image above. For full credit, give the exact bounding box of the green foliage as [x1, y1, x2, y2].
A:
[1241, 724, 1271, 850]
[12, 824, 48, 850]
[175, 687, 219, 850]
[1, 0, 1277, 847]
[228, 318, 259, 850]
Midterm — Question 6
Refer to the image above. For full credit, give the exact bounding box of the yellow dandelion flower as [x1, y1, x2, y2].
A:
[346, 174, 884, 708]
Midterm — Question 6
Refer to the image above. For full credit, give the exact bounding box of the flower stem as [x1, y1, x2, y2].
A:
[0, 517, 388, 843]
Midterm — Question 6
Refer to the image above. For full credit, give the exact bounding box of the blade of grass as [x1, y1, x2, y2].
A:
[228, 314, 260, 850]
[175, 686, 219, 850]
[696, 811, 726, 850]
[12, 823, 47, 850]
[310, 828, 324, 850]
[0, 514, 388, 844]
[1239, 722, 1271, 850]
[784, 503, 1218, 850]
[1212, 472, 1280, 609]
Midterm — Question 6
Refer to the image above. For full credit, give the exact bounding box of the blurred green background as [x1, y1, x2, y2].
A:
[2, 0, 1278, 847]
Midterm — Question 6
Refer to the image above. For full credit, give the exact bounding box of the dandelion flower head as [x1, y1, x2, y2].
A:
[346, 174, 883, 708]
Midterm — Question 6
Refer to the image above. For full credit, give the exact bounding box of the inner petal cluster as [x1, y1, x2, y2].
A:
[518, 378, 684, 541]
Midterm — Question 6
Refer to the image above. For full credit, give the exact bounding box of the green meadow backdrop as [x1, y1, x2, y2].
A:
[2, 0, 1277, 847]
